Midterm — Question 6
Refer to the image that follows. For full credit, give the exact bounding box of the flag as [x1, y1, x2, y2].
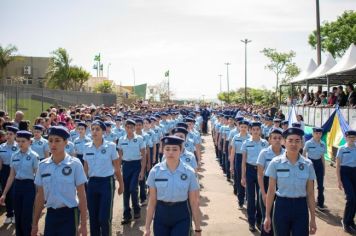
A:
[287, 105, 298, 127]
[304, 108, 349, 161]
[165, 70, 169, 77]
[94, 54, 101, 61]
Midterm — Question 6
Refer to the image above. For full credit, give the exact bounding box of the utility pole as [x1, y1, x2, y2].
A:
[316, 0, 322, 65]
[218, 74, 222, 93]
[225, 62, 231, 103]
[241, 39, 252, 104]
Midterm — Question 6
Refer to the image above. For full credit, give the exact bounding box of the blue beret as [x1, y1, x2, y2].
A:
[48, 126, 70, 140]
[92, 120, 106, 131]
[265, 117, 273, 121]
[154, 114, 161, 118]
[281, 120, 289, 126]
[143, 117, 151, 123]
[171, 127, 188, 135]
[313, 127, 323, 133]
[16, 130, 32, 139]
[7, 126, 19, 133]
[125, 119, 136, 126]
[77, 122, 87, 128]
[161, 112, 168, 116]
[282, 127, 304, 138]
[253, 115, 260, 119]
[239, 120, 250, 126]
[345, 130, 356, 136]
[292, 122, 301, 128]
[162, 136, 185, 145]
[85, 119, 92, 123]
[150, 117, 157, 122]
[58, 121, 66, 127]
[94, 116, 103, 121]
[134, 118, 143, 124]
[250, 122, 262, 127]
[176, 122, 188, 129]
[273, 118, 282, 123]
[115, 117, 122, 121]
[184, 117, 195, 123]
[269, 128, 283, 135]
[33, 125, 44, 131]
[235, 116, 244, 122]
[104, 121, 113, 127]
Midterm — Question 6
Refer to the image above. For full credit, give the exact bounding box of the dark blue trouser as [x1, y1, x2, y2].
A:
[246, 163, 261, 226]
[259, 177, 273, 236]
[0, 164, 14, 217]
[220, 139, 224, 168]
[235, 153, 245, 205]
[122, 160, 141, 219]
[154, 201, 191, 236]
[44, 207, 79, 236]
[13, 179, 35, 236]
[87, 176, 115, 236]
[149, 147, 154, 169]
[310, 158, 324, 207]
[224, 141, 230, 179]
[77, 154, 84, 166]
[273, 196, 308, 236]
[156, 143, 160, 164]
[340, 166, 356, 227]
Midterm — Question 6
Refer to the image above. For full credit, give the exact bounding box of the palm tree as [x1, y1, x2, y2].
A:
[68, 66, 91, 91]
[46, 48, 72, 90]
[0, 44, 18, 80]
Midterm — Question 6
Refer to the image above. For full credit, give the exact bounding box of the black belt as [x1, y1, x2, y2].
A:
[157, 200, 187, 206]
[246, 163, 257, 170]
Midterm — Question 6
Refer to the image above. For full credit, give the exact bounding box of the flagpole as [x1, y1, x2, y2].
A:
[168, 73, 170, 102]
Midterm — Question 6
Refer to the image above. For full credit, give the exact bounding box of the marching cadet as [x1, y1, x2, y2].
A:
[73, 122, 91, 165]
[153, 115, 163, 163]
[303, 127, 326, 210]
[257, 128, 284, 236]
[117, 119, 146, 224]
[281, 120, 289, 131]
[336, 130, 356, 234]
[144, 136, 201, 236]
[223, 116, 236, 182]
[0, 126, 19, 224]
[103, 121, 118, 144]
[229, 119, 250, 203]
[113, 117, 125, 142]
[83, 120, 124, 236]
[241, 122, 268, 232]
[264, 127, 317, 236]
[31, 125, 49, 161]
[31, 126, 88, 236]
[143, 117, 157, 170]
[0, 130, 38, 236]
[185, 117, 202, 167]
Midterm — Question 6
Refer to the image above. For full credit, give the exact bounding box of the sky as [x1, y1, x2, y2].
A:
[1, 0, 355, 99]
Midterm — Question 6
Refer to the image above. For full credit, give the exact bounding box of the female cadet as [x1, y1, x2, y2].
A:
[31, 126, 88, 236]
[0, 130, 38, 236]
[257, 128, 284, 236]
[303, 127, 326, 210]
[83, 120, 124, 236]
[144, 136, 201, 236]
[73, 122, 91, 165]
[0, 126, 19, 224]
[229, 119, 250, 206]
[336, 130, 356, 234]
[143, 117, 157, 171]
[264, 127, 317, 236]
[31, 125, 49, 161]
[241, 122, 268, 232]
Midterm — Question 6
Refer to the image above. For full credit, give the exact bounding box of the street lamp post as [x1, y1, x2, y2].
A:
[218, 74, 222, 93]
[241, 39, 252, 104]
[224, 63, 231, 104]
[316, 0, 321, 65]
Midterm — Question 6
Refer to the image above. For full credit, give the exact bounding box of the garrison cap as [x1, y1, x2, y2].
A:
[16, 130, 32, 139]
[162, 136, 185, 145]
[345, 130, 356, 137]
[6, 126, 19, 133]
[92, 120, 106, 131]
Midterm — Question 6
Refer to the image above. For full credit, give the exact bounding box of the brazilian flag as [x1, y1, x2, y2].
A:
[165, 70, 169, 77]
[94, 54, 101, 61]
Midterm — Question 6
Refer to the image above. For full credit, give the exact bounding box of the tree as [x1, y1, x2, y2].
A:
[308, 10, 356, 58]
[0, 44, 18, 80]
[218, 87, 276, 105]
[94, 81, 113, 93]
[261, 48, 300, 95]
[68, 66, 91, 91]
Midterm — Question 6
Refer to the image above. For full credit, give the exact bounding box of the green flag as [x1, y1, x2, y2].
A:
[94, 53, 101, 61]
[165, 70, 169, 77]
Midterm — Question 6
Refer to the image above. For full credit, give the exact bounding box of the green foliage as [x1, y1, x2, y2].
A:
[261, 48, 300, 96]
[218, 88, 276, 105]
[308, 10, 356, 58]
[94, 81, 113, 93]
[68, 66, 90, 91]
[0, 44, 18, 79]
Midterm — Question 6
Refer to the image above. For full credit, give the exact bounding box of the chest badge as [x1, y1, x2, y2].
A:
[12, 147, 17, 151]
[185, 158, 190, 162]
[62, 166, 72, 176]
[181, 174, 188, 181]
[66, 145, 69, 149]
[101, 149, 106, 154]
[299, 163, 304, 171]
[185, 144, 188, 147]
[26, 155, 31, 161]
[38, 141, 43, 145]
[133, 139, 137, 142]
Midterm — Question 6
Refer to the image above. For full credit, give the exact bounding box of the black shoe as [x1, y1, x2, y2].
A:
[233, 189, 237, 195]
[238, 204, 244, 210]
[256, 223, 261, 231]
[134, 212, 141, 219]
[317, 204, 327, 211]
[249, 224, 256, 232]
[121, 218, 132, 225]
[342, 220, 356, 234]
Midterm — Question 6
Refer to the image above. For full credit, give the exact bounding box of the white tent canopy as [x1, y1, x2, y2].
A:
[291, 58, 317, 84]
[306, 53, 337, 79]
[326, 43, 356, 75]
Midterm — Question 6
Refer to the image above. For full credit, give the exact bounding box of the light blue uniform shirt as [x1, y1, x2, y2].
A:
[187, 132, 199, 146]
[143, 129, 155, 148]
[265, 154, 316, 198]
[65, 141, 75, 155]
[160, 120, 170, 134]
[113, 126, 125, 140]
[303, 138, 326, 160]
[83, 140, 118, 177]
[10, 149, 39, 180]
[180, 149, 198, 170]
[74, 136, 91, 155]
[153, 126, 162, 144]
[228, 128, 239, 142]
[146, 160, 199, 202]
[31, 137, 49, 161]
[104, 131, 118, 144]
[69, 130, 79, 142]
[257, 146, 285, 172]
[336, 145, 356, 167]
[231, 134, 251, 154]
[34, 155, 87, 209]
[184, 139, 196, 153]
[241, 138, 269, 165]
[117, 134, 145, 161]
[0, 142, 19, 165]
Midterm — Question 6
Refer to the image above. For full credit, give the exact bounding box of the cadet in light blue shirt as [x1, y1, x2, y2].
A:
[264, 127, 317, 236]
[32, 126, 88, 236]
[104, 121, 118, 144]
[73, 122, 91, 165]
[65, 140, 75, 156]
[31, 125, 49, 161]
[69, 129, 79, 142]
[144, 136, 201, 236]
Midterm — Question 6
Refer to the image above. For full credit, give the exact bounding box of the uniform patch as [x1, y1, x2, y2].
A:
[133, 139, 137, 142]
[181, 174, 188, 180]
[299, 163, 304, 171]
[185, 144, 188, 147]
[66, 145, 69, 149]
[185, 158, 191, 162]
[38, 141, 43, 145]
[101, 149, 106, 154]
[12, 147, 17, 151]
[262, 143, 266, 147]
[26, 155, 31, 161]
[62, 166, 72, 176]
